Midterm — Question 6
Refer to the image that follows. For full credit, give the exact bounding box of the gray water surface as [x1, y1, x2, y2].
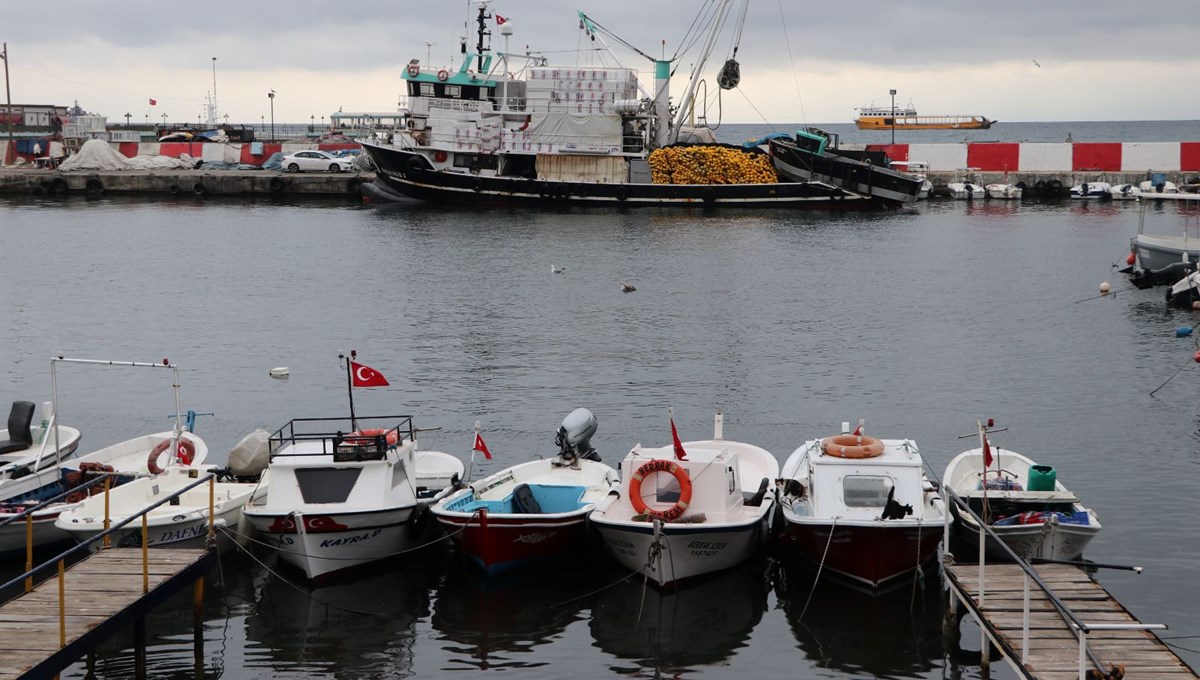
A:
[2, 193, 1197, 679]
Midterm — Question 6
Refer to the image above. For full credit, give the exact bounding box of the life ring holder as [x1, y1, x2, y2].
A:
[343, 428, 400, 448]
[629, 459, 692, 521]
[432, 149, 448, 163]
[406, 64, 420, 78]
[437, 69, 449, 82]
[821, 434, 885, 459]
[147, 437, 197, 475]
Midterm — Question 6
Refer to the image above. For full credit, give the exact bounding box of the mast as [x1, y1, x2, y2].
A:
[669, 0, 735, 144]
[474, 2, 492, 71]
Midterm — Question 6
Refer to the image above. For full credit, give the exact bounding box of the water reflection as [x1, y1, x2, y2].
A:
[589, 562, 768, 676]
[430, 562, 593, 671]
[773, 561, 944, 678]
[242, 552, 436, 678]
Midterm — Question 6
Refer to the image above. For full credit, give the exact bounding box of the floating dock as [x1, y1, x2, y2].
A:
[0, 548, 215, 679]
[945, 561, 1197, 679]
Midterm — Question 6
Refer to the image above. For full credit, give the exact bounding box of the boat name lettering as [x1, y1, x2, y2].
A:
[686, 540, 727, 551]
[158, 525, 206, 544]
[319, 529, 382, 548]
[513, 531, 556, 545]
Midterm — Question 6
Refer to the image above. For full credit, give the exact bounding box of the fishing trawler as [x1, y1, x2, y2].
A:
[359, 2, 911, 208]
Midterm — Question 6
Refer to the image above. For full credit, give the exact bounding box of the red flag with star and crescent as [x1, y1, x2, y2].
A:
[473, 432, 492, 460]
[980, 426, 993, 469]
[349, 361, 389, 387]
[496, 14, 508, 25]
[670, 416, 688, 461]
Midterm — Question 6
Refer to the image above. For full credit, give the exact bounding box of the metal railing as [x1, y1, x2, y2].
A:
[942, 486, 1165, 679]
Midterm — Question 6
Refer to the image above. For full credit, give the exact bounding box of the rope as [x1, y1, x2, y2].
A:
[911, 519, 925, 612]
[797, 516, 837, 622]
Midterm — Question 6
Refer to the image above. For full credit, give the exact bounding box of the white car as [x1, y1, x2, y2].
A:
[280, 150, 355, 173]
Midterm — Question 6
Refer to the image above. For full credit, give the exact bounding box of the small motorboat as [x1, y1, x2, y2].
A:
[430, 408, 619, 575]
[943, 425, 1100, 561]
[947, 170, 985, 199]
[775, 420, 944, 589]
[0, 400, 82, 504]
[1139, 178, 1179, 195]
[1167, 271, 1200, 309]
[1126, 191, 1200, 275]
[54, 465, 263, 553]
[589, 411, 778, 587]
[1110, 183, 1139, 200]
[242, 415, 464, 581]
[985, 182, 1023, 200]
[1069, 181, 1112, 199]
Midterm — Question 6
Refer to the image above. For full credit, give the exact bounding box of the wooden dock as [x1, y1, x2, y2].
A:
[0, 548, 215, 679]
[946, 562, 1198, 680]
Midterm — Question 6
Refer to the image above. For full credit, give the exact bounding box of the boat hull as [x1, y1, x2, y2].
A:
[244, 505, 431, 581]
[1133, 234, 1199, 272]
[360, 143, 870, 209]
[950, 504, 1100, 561]
[590, 516, 767, 587]
[769, 138, 922, 205]
[62, 505, 247, 554]
[0, 505, 74, 557]
[437, 512, 591, 574]
[777, 519, 942, 588]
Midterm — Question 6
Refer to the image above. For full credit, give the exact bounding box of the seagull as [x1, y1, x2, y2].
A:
[551, 265, 565, 274]
[1032, 59, 1041, 68]
[621, 282, 636, 293]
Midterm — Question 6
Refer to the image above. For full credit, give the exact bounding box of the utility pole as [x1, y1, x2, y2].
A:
[889, 88, 897, 145]
[268, 90, 275, 142]
[2, 43, 13, 166]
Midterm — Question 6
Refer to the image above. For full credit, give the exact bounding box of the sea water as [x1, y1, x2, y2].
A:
[1, 167, 1199, 679]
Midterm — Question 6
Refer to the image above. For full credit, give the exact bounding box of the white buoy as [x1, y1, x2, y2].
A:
[1193, 300, 1200, 311]
[1100, 281, 1110, 294]
[268, 367, 290, 379]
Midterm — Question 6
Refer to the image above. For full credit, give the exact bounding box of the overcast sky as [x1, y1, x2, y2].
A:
[4, 1, 1198, 127]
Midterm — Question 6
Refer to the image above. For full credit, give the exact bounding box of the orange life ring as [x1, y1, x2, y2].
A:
[822, 434, 885, 459]
[147, 437, 196, 474]
[343, 428, 400, 448]
[628, 459, 692, 521]
[432, 150, 448, 163]
[406, 64, 420, 77]
[437, 69, 449, 82]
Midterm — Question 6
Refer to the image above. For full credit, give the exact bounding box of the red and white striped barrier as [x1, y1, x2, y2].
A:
[870, 142, 1200, 173]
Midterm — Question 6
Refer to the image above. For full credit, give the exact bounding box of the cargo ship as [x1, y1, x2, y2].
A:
[855, 105, 994, 130]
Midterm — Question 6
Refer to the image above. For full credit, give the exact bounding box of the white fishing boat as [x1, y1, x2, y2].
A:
[243, 415, 464, 581]
[0, 357, 208, 555]
[985, 182, 1022, 199]
[775, 420, 944, 589]
[1069, 181, 1111, 199]
[947, 170, 985, 199]
[1110, 183, 1138, 200]
[589, 411, 777, 587]
[1127, 191, 1200, 279]
[0, 400, 82, 504]
[943, 424, 1100, 561]
[1139, 178, 1179, 195]
[431, 408, 618, 575]
[54, 465, 261, 553]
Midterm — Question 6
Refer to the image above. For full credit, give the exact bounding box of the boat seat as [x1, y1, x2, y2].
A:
[512, 483, 542, 514]
[0, 401, 36, 455]
[744, 477, 770, 507]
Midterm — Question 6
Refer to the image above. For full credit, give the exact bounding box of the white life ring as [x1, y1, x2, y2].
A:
[406, 64, 420, 77]
[437, 69, 449, 82]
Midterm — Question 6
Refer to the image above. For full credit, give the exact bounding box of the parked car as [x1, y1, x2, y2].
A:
[280, 150, 355, 173]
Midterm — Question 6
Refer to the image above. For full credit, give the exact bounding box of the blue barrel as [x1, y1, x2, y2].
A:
[1028, 464, 1057, 491]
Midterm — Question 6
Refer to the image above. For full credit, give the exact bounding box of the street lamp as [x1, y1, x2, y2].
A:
[161, 113, 168, 127]
[310, 114, 315, 132]
[223, 113, 229, 127]
[268, 89, 275, 142]
[889, 88, 897, 145]
[124, 112, 131, 127]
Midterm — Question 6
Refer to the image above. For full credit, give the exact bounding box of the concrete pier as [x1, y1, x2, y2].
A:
[0, 168, 372, 197]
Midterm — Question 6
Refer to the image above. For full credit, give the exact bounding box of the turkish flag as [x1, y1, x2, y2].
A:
[349, 361, 389, 387]
[670, 417, 688, 461]
[981, 432, 993, 469]
[496, 14, 508, 25]
[473, 432, 492, 459]
[149, 98, 157, 106]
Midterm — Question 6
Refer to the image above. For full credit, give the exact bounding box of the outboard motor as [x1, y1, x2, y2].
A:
[555, 407, 600, 462]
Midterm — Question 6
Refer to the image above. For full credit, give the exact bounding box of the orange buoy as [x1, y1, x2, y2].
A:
[822, 434, 885, 459]
[1126, 252, 1136, 266]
